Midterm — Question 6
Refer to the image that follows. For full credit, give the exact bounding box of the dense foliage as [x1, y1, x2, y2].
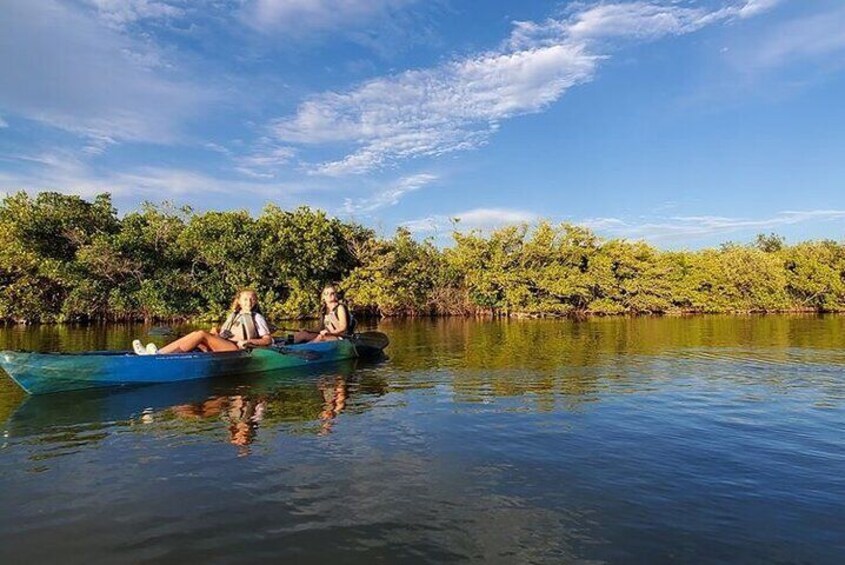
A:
[1, 192, 844, 323]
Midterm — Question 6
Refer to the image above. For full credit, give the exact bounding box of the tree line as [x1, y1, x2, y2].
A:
[1, 192, 844, 324]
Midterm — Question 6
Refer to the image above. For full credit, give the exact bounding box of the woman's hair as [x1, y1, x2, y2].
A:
[229, 288, 262, 314]
[319, 284, 343, 315]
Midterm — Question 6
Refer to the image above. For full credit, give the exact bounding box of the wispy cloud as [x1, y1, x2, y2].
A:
[271, 1, 774, 176]
[580, 210, 845, 242]
[0, 0, 209, 144]
[403, 207, 539, 234]
[343, 173, 437, 214]
[0, 116, 8, 128]
[234, 144, 298, 179]
[742, 4, 845, 69]
[244, 0, 419, 33]
[400, 208, 845, 245]
[81, 0, 186, 27]
[275, 42, 598, 176]
[737, 0, 783, 19]
[0, 154, 307, 202]
[0, 149, 128, 198]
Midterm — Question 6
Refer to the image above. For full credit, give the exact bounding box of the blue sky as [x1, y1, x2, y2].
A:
[1, 0, 844, 247]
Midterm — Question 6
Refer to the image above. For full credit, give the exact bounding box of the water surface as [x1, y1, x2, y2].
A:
[1, 316, 843, 563]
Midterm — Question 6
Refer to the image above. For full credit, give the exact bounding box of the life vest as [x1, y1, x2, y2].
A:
[222, 311, 259, 340]
[324, 304, 356, 336]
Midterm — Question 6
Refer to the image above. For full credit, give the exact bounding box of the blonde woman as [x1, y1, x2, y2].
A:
[293, 285, 355, 343]
[134, 289, 273, 355]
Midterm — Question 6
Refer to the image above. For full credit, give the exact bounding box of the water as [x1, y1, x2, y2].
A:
[1, 316, 843, 563]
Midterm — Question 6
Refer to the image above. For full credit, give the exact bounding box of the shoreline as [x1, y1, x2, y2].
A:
[2, 308, 844, 327]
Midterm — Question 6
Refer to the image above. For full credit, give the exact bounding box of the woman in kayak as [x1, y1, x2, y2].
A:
[133, 289, 273, 355]
[293, 284, 355, 343]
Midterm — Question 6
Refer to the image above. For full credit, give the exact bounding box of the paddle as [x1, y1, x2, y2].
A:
[277, 328, 388, 350]
[350, 331, 390, 351]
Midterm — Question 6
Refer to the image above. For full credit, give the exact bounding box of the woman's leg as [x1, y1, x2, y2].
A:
[158, 331, 240, 354]
[199, 333, 242, 352]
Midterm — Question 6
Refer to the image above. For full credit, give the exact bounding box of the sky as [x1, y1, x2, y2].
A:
[1, 0, 844, 248]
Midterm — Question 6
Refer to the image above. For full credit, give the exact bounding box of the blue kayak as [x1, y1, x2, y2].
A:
[0, 333, 388, 395]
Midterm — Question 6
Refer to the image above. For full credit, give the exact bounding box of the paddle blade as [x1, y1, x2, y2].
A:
[352, 331, 389, 351]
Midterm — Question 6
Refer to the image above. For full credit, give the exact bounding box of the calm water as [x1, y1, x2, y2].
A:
[1, 316, 843, 563]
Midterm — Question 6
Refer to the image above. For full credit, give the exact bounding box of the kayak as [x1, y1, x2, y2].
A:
[0, 333, 388, 395]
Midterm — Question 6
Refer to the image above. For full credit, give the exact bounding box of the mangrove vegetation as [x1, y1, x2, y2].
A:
[1, 192, 845, 323]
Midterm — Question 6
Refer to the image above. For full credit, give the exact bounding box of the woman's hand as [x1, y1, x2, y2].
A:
[319, 329, 329, 337]
[237, 339, 249, 349]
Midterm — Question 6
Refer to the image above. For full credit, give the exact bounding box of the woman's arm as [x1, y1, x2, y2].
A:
[320, 305, 349, 337]
[237, 314, 274, 348]
[237, 334, 273, 348]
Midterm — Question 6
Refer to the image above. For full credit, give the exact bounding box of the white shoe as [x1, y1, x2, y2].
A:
[132, 339, 147, 355]
[145, 343, 158, 355]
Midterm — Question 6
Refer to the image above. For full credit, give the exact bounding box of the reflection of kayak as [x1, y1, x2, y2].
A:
[0, 333, 388, 395]
[3, 359, 360, 438]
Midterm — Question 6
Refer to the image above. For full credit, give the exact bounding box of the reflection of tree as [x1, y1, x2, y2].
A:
[377, 316, 845, 405]
[380, 316, 845, 373]
[0, 378, 26, 426]
[0, 322, 199, 354]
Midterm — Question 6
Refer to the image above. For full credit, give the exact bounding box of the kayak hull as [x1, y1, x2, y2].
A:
[0, 340, 359, 395]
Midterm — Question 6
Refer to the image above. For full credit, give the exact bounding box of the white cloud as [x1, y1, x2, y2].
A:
[547, 2, 714, 43]
[403, 207, 539, 234]
[234, 145, 298, 179]
[399, 208, 845, 245]
[272, 1, 777, 176]
[0, 116, 8, 128]
[245, 0, 418, 33]
[580, 210, 845, 242]
[737, 0, 783, 19]
[274, 42, 598, 176]
[0, 0, 208, 144]
[0, 152, 307, 201]
[82, 0, 185, 27]
[577, 217, 628, 231]
[343, 173, 436, 214]
[0, 150, 127, 198]
[744, 4, 845, 69]
[111, 167, 237, 196]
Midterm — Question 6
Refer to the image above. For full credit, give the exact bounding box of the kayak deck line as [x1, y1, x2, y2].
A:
[0, 333, 388, 395]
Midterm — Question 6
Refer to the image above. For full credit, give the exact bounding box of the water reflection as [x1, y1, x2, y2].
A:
[1, 318, 844, 563]
[2, 360, 390, 460]
[168, 394, 267, 453]
[318, 375, 349, 435]
[3, 316, 844, 426]
[372, 316, 845, 409]
[379, 315, 845, 371]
